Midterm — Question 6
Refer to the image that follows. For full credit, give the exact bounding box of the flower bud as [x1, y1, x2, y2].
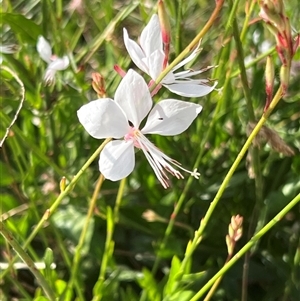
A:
[158, 0, 171, 68]
[264, 56, 275, 111]
[92, 72, 106, 98]
[60, 176, 66, 192]
[226, 234, 234, 256]
[259, 0, 285, 30]
[279, 65, 290, 95]
[226, 215, 243, 256]
[142, 210, 166, 222]
[158, 0, 171, 45]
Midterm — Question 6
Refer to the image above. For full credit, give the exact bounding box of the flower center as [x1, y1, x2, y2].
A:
[124, 126, 142, 148]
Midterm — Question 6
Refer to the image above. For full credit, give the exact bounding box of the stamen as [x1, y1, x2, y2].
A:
[134, 132, 199, 188]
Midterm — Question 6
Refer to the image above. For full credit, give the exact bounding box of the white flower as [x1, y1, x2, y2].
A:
[0, 44, 18, 54]
[77, 69, 201, 188]
[0, 44, 19, 64]
[36, 36, 69, 84]
[123, 14, 217, 97]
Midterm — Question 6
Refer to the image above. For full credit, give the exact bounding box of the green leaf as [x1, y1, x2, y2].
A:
[163, 290, 194, 301]
[52, 205, 95, 255]
[137, 268, 161, 301]
[163, 256, 181, 296]
[1, 13, 42, 43]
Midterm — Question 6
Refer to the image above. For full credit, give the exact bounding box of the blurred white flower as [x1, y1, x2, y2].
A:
[77, 69, 201, 188]
[0, 44, 19, 64]
[0, 44, 18, 54]
[36, 36, 69, 84]
[123, 14, 217, 97]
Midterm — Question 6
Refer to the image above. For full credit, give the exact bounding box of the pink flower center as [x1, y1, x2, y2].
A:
[124, 126, 142, 148]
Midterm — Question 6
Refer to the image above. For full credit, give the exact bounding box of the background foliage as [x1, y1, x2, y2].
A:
[1, 0, 299, 300]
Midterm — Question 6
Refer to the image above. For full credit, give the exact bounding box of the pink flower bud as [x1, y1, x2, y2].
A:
[264, 56, 275, 111]
[92, 72, 106, 98]
[158, 0, 171, 68]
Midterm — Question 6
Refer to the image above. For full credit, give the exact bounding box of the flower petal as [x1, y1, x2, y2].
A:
[37, 36, 52, 64]
[99, 140, 135, 181]
[44, 68, 57, 85]
[77, 99, 130, 139]
[145, 49, 165, 80]
[140, 14, 163, 57]
[114, 69, 152, 128]
[47, 56, 69, 71]
[172, 43, 201, 72]
[141, 99, 202, 136]
[123, 28, 149, 74]
[164, 81, 217, 97]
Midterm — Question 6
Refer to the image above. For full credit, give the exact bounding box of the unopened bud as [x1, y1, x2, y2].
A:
[279, 65, 290, 95]
[226, 215, 243, 256]
[264, 56, 275, 111]
[142, 210, 165, 222]
[92, 72, 106, 98]
[158, 0, 171, 44]
[226, 234, 234, 256]
[259, 0, 285, 30]
[235, 228, 243, 241]
[60, 176, 66, 192]
[231, 215, 243, 231]
[158, 0, 171, 68]
[260, 0, 284, 15]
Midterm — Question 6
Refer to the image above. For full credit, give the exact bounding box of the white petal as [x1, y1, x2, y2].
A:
[47, 56, 69, 71]
[172, 43, 201, 72]
[141, 99, 202, 136]
[123, 28, 149, 74]
[44, 68, 57, 84]
[145, 49, 165, 80]
[0, 45, 18, 54]
[114, 69, 152, 128]
[37, 36, 52, 64]
[140, 14, 163, 57]
[77, 99, 130, 139]
[99, 140, 135, 181]
[164, 81, 216, 97]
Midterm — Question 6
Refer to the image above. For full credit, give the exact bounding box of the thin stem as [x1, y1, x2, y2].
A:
[174, 0, 182, 55]
[154, 0, 225, 87]
[176, 84, 283, 283]
[232, 11, 255, 121]
[0, 138, 112, 281]
[0, 222, 56, 300]
[64, 174, 105, 301]
[232, 10, 264, 301]
[92, 177, 126, 300]
[230, 47, 276, 78]
[240, 0, 256, 41]
[204, 255, 231, 301]
[0, 66, 25, 148]
[190, 192, 300, 301]
[146, 2, 226, 280]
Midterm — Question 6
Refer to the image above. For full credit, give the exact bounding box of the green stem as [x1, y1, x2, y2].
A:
[174, 0, 182, 55]
[0, 222, 56, 300]
[230, 47, 276, 78]
[232, 10, 264, 301]
[92, 177, 126, 301]
[154, 0, 225, 86]
[203, 255, 231, 301]
[176, 84, 283, 282]
[0, 138, 111, 281]
[146, 2, 226, 280]
[231, 12, 255, 121]
[190, 192, 300, 301]
[63, 174, 105, 301]
[240, 0, 256, 41]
